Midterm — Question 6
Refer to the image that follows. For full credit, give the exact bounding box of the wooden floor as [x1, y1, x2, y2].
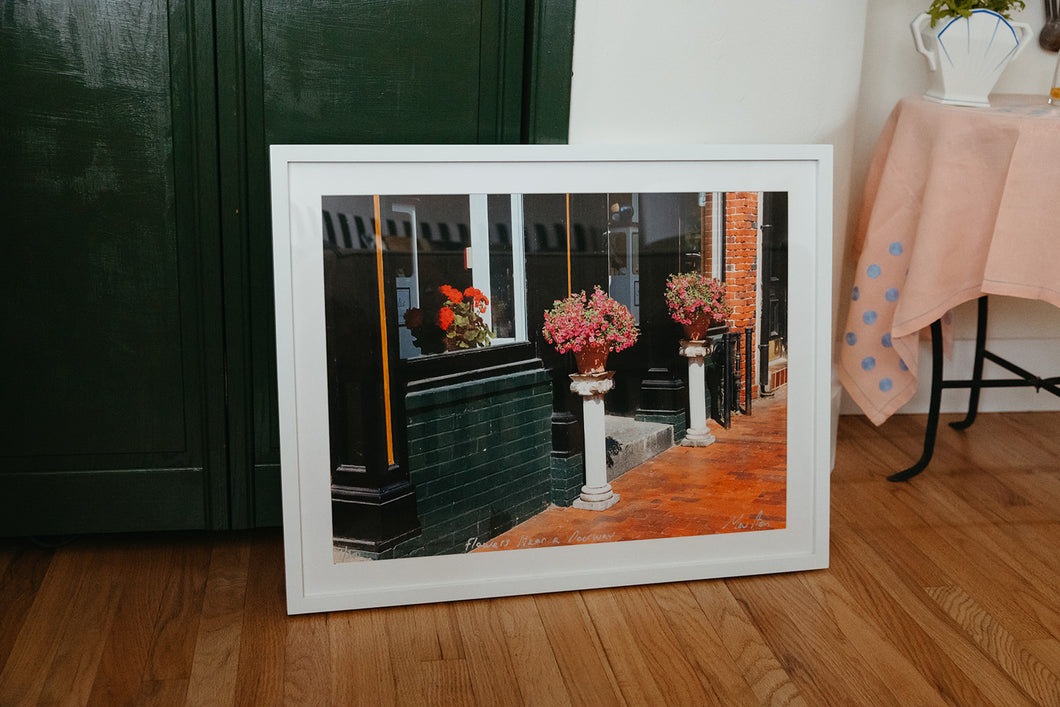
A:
[1, 410, 1058, 705]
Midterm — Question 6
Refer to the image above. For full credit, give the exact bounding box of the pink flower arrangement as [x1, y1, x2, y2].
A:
[664, 272, 731, 326]
[542, 287, 638, 354]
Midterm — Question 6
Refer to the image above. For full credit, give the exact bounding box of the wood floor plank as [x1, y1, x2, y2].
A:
[993, 467, 1060, 534]
[85, 538, 172, 707]
[723, 571, 909, 704]
[580, 587, 670, 705]
[1024, 638, 1060, 679]
[137, 678, 191, 707]
[928, 585, 1060, 705]
[649, 582, 762, 706]
[234, 529, 287, 706]
[903, 525, 1054, 642]
[36, 542, 124, 706]
[686, 579, 805, 705]
[330, 609, 396, 705]
[385, 601, 460, 665]
[830, 524, 1037, 706]
[394, 659, 475, 707]
[532, 591, 624, 706]
[284, 614, 330, 706]
[826, 524, 1008, 706]
[609, 584, 715, 704]
[452, 598, 526, 705]
[0, 542, 54, 672]
[0, 543, 99, 705]
[797, 567, 951, 704]
[933, 523, 1060, 638]
[183, 536, 251, 707]
[493, 594, 572, 706]
[141, 535, 213, 685]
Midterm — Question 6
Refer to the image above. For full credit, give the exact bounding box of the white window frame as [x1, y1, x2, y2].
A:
[468, 193, 528, 345]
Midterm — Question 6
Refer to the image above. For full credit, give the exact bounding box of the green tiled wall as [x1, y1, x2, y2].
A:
[549, 453, 584, 506]
[405, 368, 553, 556]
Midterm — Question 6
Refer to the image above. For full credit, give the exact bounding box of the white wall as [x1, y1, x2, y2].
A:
[568, 0, 1060, 417]
[569, 0, 870, 343]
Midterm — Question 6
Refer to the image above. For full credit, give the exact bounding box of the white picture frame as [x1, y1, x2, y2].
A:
[270, 144, 833, 614]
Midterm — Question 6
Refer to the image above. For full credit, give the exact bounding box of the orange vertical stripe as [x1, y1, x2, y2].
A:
[565, 193, 572, 295]
[373, 195, 395, 466]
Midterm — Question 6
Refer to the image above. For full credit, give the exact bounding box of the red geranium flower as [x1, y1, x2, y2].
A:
[438, 307, 455, 331]
[439, 285, 463, 303]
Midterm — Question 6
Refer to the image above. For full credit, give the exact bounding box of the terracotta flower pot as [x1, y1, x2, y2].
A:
[682, 312, 713, 341]
[574, 342, 609, 374]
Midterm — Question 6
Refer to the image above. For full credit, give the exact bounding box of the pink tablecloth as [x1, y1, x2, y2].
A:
[839, 94, 1060, 425]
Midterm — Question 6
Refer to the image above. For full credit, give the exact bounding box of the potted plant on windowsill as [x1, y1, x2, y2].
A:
[542, 287, 638, 374]
[664, 272, 732, 341]
[912, 0, 1033, 107]
[404, 284, 493, 354]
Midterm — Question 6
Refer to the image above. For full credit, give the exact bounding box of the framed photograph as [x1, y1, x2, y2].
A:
[270, 144, 832, 614]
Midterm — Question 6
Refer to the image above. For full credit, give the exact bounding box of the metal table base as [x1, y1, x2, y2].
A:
[889, 296, 1060, 482]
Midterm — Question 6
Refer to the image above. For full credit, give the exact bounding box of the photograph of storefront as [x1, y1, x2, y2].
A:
[323, 189, 790, 561]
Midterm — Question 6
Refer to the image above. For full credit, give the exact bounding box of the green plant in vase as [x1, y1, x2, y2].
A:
[925, 0, 1025, 26]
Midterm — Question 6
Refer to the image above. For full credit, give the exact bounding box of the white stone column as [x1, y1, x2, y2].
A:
[569, 372, 620, 511]
[680, 339, 715, 447]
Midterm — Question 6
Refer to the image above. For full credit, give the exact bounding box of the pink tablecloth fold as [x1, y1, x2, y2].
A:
[839, 95, 1060, 425]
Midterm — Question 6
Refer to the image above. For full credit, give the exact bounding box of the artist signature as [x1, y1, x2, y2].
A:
[721, 510, 773, 531]
[465, 530, 616, 553]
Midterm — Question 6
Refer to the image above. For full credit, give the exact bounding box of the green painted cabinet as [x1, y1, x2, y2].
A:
[0, 0, 573, 535]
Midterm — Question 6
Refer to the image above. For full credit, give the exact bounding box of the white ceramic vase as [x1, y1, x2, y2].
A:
[911, 9, 1033, 107]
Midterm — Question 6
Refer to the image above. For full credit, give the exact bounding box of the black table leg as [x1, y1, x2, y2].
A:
[888, 319, 944, 482]
[950, 296, 988, 431]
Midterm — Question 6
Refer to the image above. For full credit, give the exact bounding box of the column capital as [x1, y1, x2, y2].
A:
[679, 339, 712, 359]
[569, 371, 615, 397]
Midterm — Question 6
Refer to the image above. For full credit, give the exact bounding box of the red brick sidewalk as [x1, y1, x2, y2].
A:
[474, 387, 787, 552]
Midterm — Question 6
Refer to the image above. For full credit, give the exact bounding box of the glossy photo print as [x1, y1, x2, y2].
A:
[270, 145, 832, 613]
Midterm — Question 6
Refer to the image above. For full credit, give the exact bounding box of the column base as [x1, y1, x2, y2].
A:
[681, 427, 716, 447]
[573, 490, 620, 511]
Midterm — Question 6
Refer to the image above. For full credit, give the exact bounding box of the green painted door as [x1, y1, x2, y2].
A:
[0, 0, 228, 534]
[0, 0, 573, 535]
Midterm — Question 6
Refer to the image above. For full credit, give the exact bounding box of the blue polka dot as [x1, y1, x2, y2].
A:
[867, 264, 882, 279]
[899, 359, 909, 371]
[889, 242, 904, 256]
[885, 287, 899, 302]
[863, 310, 878, 325]
[845, 332, 858, 346]
[862, 357, 876, 371]
[881, 333, 892, 348]
[852, 286, 860, 302]
[880, 377, 893, 392]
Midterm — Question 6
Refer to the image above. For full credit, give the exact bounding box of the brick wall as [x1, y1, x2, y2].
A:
[701, 192, 714, 277]
[725, 192, 759, 401]
[403, 368, 553, 556]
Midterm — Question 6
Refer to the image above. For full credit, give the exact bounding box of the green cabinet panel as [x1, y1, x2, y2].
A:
[258, 0, 525, 144]
[0, 0, 226, 533]
[0, 0, 574, 535]
[2, 0, 186, 457]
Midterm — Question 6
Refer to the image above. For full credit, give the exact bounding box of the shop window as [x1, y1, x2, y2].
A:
[322, 194, 527, 359]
